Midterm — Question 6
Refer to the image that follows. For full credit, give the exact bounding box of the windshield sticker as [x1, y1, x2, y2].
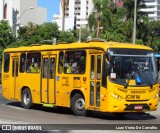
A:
[111, 73, 116, 80]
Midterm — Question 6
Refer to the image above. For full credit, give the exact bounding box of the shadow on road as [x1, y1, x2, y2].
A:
[5, 101, 157, 121]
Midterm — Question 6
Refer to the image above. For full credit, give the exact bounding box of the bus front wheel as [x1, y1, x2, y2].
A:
[71, 93, 86, 116]
[21, 88, 33, 109]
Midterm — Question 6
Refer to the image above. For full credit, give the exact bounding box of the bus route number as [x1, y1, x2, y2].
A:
[125, 95, 140, 100]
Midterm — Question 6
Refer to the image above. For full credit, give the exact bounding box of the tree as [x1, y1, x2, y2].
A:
[148, 20, 160, 51]
[122, 0, 148, 42]
[58, 31, 76, 43]
[88, 0, 112, 37]
[0, 20, 15, 48]
[18, 22, 60, 45]
[0, 20, 15, 62]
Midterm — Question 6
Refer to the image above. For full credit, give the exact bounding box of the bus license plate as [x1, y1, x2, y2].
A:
[134, 105, 143, 110]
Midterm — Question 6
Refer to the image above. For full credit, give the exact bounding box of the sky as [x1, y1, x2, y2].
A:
[38, 0, 60, 22]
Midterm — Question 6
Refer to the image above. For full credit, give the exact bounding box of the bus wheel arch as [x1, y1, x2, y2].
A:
[70, 90, 86, 116]
[21, 87, 33, 109]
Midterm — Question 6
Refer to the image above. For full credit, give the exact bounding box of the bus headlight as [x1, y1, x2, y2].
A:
[153, 93, 159, 99]
[112, 93, 124, 100]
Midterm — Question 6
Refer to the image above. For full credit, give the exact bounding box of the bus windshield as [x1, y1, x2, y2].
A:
[107, 48, 158, 87]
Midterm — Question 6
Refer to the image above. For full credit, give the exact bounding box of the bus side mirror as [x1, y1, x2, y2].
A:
[105, 61, 111, 73]
[105, 52, 112, 61]
[105, 52, 112, 73]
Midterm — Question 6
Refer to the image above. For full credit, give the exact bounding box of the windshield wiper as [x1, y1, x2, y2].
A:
[136, 71, 153, 89]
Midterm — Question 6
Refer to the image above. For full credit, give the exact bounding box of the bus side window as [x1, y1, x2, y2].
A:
[102, 55, 107, 88]
[58, 51, 64, 74]
[64, 50, 86, 74]
[20, 53, 26, 73]
[26, 52, 41, 73]
[4, 53, 10, 73]
[50, 58, 55, 78]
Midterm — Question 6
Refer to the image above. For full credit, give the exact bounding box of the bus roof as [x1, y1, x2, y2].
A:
[4, 41, 153, 53]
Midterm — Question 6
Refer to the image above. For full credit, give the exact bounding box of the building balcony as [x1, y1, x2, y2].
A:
[141, 8, 157, 12]
[145, 2, 158, 6]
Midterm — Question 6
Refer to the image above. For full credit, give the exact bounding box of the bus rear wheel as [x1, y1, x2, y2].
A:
[21, 88, 33, 109]
[71, 93, 86, 116]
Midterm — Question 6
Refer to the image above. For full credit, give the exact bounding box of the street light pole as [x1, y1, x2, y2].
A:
[61, 0, 65, 31]
[13, 7, 34, 36]
[18, 7, 34, 21]
[133, 0, 137, 44]
[78, 25, 82, 43]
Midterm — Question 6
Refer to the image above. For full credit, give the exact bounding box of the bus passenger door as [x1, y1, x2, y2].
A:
[89, 54, 102, 109]
[11, 57, 19, 100]
[41, 55, 56, 104]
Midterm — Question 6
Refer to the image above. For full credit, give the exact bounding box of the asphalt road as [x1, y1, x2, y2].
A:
[0, 85, 160, 132]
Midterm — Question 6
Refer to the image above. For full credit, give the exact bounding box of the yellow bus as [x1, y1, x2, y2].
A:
[2, 40, 159, 116]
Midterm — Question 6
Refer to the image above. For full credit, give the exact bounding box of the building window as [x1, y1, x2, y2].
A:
[4, 4, 7, 19]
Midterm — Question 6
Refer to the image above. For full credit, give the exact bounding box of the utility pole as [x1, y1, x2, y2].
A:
[61, 0, 65, 31]
[133, 0, 137, 44]
[13, 7, 34, 36]
[78, 25, 82, 43]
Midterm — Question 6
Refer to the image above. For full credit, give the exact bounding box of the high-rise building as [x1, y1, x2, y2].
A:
[53, 0, 160, 31]
[0, 0, 47, 33]
[141, 0, 160, 20]
[53, 0, 94, 31]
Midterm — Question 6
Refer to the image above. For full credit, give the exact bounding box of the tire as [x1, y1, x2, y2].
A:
[71, 93, 86, 116]
[21, 88, 33, 109]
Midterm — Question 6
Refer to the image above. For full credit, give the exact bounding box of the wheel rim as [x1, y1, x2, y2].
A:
[75, 98, 85, 111]
[23, 93, 30, 105]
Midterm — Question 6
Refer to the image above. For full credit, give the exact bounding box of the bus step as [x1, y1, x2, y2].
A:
[42, 104, 55, 107]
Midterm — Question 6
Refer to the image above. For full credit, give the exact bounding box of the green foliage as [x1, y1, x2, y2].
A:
[0, 20, 16, 62]
[18, 22, 60, 44]
[75, 28, 90, 42]
[0, 20, 15, 48]
[89, 0, 111, 37]
[58, 31, 76, 43]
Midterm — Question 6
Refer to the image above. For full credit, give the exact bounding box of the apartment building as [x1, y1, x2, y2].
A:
[0, 0, 47, 33]
[53, 0, 94, 31]
[141, 0, 160, 20]
[114, 0, 160, 20]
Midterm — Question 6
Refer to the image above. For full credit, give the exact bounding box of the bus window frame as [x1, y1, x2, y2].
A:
[4, 53, 10, 73]
[26, 52, 41, 73]
[58, 51, 64, 74]
[64, 50, 86, 74]
[20, 53, 26, 73]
